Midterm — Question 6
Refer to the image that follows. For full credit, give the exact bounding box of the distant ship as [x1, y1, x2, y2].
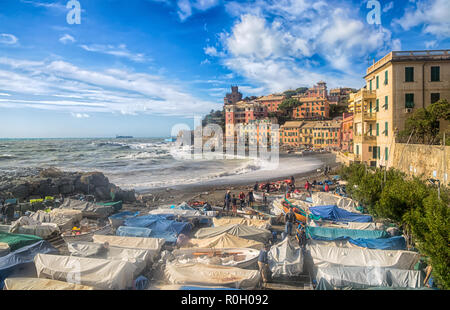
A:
[116, 135, 133, 139]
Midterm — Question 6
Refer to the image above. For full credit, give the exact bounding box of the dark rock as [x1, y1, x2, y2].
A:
[80, 172, 109, 188]
[10, 183, 31, 199]
[59, 184, 75, 195]
[95, 186, 111, 201]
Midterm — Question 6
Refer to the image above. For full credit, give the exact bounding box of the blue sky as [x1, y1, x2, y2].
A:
[0, 0, 449, 138]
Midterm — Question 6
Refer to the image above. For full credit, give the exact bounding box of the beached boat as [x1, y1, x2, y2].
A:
[171, 247, 260, 268]
[61, 224, 112, 243]
[272, 198, 308, 222]
[253, 191, 284, 202]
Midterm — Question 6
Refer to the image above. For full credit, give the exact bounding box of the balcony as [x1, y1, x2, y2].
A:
[353, 134, 376, 143]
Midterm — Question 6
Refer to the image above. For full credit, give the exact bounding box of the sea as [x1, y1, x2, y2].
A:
[0, 138, 326, 192]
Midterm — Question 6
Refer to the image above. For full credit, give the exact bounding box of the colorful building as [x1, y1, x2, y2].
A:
[292, 97, 330, 120]
[225, 100, 268, 141]
[224, 85, 243, 105]
[340, 112, 354, 153]
[255, 94, 285, 113]
[279, 121, 304, 147]
[279, 120, 341, 149]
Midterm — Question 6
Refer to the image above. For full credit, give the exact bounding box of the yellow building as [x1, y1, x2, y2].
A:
[362, 49, 450, 168]
[279, 121, 304, 146]
[280, 120, 341, 149]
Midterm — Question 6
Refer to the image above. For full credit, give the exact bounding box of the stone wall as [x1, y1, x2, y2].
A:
[391, 143, 449, 185]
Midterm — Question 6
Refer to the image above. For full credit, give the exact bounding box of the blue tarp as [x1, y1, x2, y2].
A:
[124, 214, 174, 227]
[0, 240, 57, 289]
[309, 205, 373, 223]
[349, 236, 406, 250]
[306, 226, 389, 240]
[116, 226, 153, 238]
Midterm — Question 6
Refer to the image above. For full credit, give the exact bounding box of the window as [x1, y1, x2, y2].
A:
[431, 66, 440, 82]
[385, 147, 389, 161]
[375, 99, 379, 111]
[385, 122, 388, 136]
[369, 101, 373, 113]
[405, 93, 414, 108]
[384, 96, 388, 110]
[372, 146, 377, 159]
[384, 70, 388, 85]
[431, 93, 440, 104]
[369, 124, 373, 136]
[405, 67, 414, 82]
[376, 76, 379, 89]
[369, 146, 372, 152]
[378, 146, 381, 159]
[369, 80, 372, 91]
[376, 123, 379, 136]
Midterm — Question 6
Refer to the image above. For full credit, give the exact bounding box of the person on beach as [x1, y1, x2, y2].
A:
[254, 182, 259, 191]
[290, 176, 295, 189]
[239, 191, 246, 209]
[297, 224, 307, 250]
[285, 207, 296, 237]
[231, 194, 238, 216]
[224, 190, 231, 214]
[263, 192, 267, 207]
[248, 190, 255, 208]
[305, 180, 312, 196]
[324, 183, 330, 192]
[258, 244, 271, 284]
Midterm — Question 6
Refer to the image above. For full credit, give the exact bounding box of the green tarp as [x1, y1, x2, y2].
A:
[306, 226, 389, 241]
[0, 232, 43, 252]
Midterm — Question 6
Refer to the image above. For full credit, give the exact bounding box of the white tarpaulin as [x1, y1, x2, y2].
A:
[194, 224, 271, 243]
[9, 224, 60, 239]
[309, 239, 363, 249]
[34, 253, 137, 290]
[67, 241, 153, 275]
[0, 242, 10, 257]
[164, 262, 261, 289]
[316, 266, 424, 289]
[308, 244, 420, 269]
[60, 199, 114, 218]
[213, 217, 271, 229]
[185, 233, 264, 250]
[92, 235, 164, 262]
[309, 220, 385, 231]
[31, 209, 82, 231]
[268, 236, 303, 277]
[312, 192, 360, 213]
[3, 277, 95, 290]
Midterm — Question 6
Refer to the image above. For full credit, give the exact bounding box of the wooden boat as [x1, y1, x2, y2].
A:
[61, 224, 112, 243]
[272, 198, 308, 223]
[171, 247, 260, 268]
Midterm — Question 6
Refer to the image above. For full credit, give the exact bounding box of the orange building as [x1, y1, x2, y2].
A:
[340, 112, 354, 152]
[279, 121, 304, 147]
[255, 94, 285, 112]
[292, 97, 330, 120]
[225, 101, 268, 140]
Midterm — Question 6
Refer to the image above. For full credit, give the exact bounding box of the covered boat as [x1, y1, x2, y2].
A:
[307, 244, 420, 269]
[253, 191, 284, 203]
[34, 254, 137, 290]
[31, 209, 83, 231]
[309, 205, 372, 223]
[184, 233, 264, 250]
[213, 217, 271, 229]
[60, 199, 114, 219]
[92, 235, 164, 262]
[3, 277, 95, 290]
[67, 241, 154, 275]
[268, 236, 303, 278]
[171, 248, 259, 268]
[308, 237, 407, 251]
[0, 241, 57, 288]
[315, 266, 424, 290]
[0, 231, 43, 252]
[306, 226, 389, 241]
[164, 262, 260, 289]
[108, 211, 140, 228]
[194, 224, 272, 243]
[312, 192, 360, 213]
[309, 219, 385, 231]
[0, 243, 10, 257]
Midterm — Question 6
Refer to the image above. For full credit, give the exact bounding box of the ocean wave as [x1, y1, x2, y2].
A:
[0, 154, 16, 160]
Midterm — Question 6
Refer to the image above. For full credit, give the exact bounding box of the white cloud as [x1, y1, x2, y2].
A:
[0, 34, 18, 45]
[425, 40, 438, 49]
[0, 57, 216, 117]
[392, 0, 450, 37]
[59, 34, 76, 44]
[177, 0, 220, 21]
[80, 44, 148, 62]
[200, 58, 211, 65]
[71, 112, 90, 118]
[0, 93, 11, 96]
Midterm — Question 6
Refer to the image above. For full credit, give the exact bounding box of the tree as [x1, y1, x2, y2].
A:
[398, 99, 450, 144]
[329, 104, 348, 118]
[278, 98, 300, 113]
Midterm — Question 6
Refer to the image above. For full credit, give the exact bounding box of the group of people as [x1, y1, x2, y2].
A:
[223, 189, 255, 216]
[304, 179, 330, 196]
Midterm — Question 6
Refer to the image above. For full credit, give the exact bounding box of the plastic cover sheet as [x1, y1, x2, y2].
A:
[10, 224, 60, 239]
[0, 231, 43, 252]
[307, 244, 420, 269]
[4, 277, 95, 290]
[309, 205, 373, 223]
[60, 199, 114, 218]
[34, 253, 137, 290]
[306, 226, 389, 240]
[185, 233, 264, 250]
[348, 236, 406, 250]
[92, 235, 164, 262]
[315, 266, 424, 289]
[0, 240, 57, 288]
[164, 262, 260, 289]
[31, 209, 82, 231]
[309, 220, 385, 231]
[312, 192, 360, 213]
[116, 226, 153, 238]
[124, 214, 174, 227]
[268, 236, 303, 277]
[213, 217, 271, 229]
[194, 224, 272, 243]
